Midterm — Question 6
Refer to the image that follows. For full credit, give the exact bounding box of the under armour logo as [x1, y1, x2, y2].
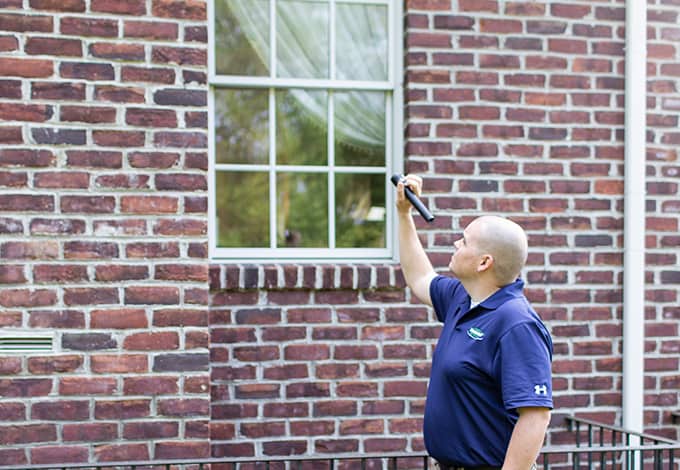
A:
[534, 384, 548, 396]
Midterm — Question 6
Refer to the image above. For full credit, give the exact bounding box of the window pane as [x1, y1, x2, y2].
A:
[215, 88, 269, 164]
[335, 173, 386, 248]
[215, 0, 269, 76]
[335, 91, 385, 167]
[216, 171, 270, 248]
[336, 4, 388, 81]
[277, 0, 329, 79]
[277, 172, 328, 247]
[276, 89, 328, 165]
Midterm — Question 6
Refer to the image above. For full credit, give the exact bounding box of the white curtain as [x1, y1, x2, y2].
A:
[222, 0, 387, 149]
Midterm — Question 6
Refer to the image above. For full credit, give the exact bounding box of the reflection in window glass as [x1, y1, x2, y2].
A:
[335, 91, 386, 167]
[336, 4, 388, 81]
[215, 0, 269, 76]
[215, 89, 269, 164]
[276, 90, 328, 165]
[216, 171, 269, 247]
[277, 173, 328, 247]
[277, 0, 329, 79]
[335, 173, 386, 248]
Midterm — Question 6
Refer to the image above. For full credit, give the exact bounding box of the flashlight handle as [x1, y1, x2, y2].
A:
[391, 174, 435, 223]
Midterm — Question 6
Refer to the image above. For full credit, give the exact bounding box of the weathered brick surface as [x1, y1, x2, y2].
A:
[2, 0, 680, 465]
[0, 0, 208, 464]
[210, 0, 680, 462]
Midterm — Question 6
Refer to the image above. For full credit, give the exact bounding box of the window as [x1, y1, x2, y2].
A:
[209, 0, 403, 261]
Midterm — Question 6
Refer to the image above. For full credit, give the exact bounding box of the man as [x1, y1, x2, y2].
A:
[395, 174, 553, 470]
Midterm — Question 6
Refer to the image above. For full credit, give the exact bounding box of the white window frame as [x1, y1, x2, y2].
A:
[207, 0, 403, 262]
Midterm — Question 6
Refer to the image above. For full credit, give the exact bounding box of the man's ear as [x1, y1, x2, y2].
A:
[477, 254, 494, 273]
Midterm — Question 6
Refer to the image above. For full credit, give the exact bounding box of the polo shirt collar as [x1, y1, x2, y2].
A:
[476, 278, 525, 310]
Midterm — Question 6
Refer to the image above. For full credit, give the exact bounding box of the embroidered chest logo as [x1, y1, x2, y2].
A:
[534, 384, 548, 396]
[467, 327, 485, 341]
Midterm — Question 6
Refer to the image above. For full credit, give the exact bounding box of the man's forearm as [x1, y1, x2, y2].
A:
[502, 407, 551, 470]
[398, 210, 435, 305]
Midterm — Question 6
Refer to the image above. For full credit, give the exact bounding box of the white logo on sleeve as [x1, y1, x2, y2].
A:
[534, 384, 548, 396]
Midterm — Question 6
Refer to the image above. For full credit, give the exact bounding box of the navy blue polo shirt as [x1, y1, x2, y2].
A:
[423, 275, 553, 467]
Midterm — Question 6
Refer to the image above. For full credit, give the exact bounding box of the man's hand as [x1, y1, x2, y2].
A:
[396, 174, 423, 215]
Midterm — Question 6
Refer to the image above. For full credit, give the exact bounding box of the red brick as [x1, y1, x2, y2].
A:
[94, 85, 145, 103]
[26, 37, 81, 56]
[30, 218, 86, 235]
[0, 102, 52, 122]
[93, 219, 147, 236]
[95, 400, 151, 420]
[0, 288, 56, 307]
[64, 241, 118, 259]
[124, 20, 178, 40]
[157, 398, 208, 417]
[0, 265, 26, 284]
[0, 194, 54, 212]
[31, 400, 89, 420]
[34, 171, 89, 189]
[61, 195, 116, 214]
[63, 423, 117, 442]
[0, 126, 21, 144]
[152, 46, 206, 66]
[0, 357, 21, 375]
[29, 0, 84, 10]
[59, 377, 117, 395]
[91, 355, 148, 374]
[123, 331, 179, 351]
[29, 310, 85, 328]
[91, 0, 146, 15]
[0, 148, 54, 167]
[123, 376, 179, 395]
[155, 263, 207, 282]
[93, 130, 145, 147]
[153, 131, 207, 148]
[0, 379, 52, 398]
[95, 443, 150, 462]
[61, 105, 116, 123]
[155, 441, 209, 459]
[125, 107, 177, 127]
[27, 355, 83, 374]
[90, 308, 147, 329]
[121, 196, 178, 214]
[152, 0, 205, 19]
[153, 308, 207, 327]
[60, 16, 117, 37]
[31, 445, 89, 464]
[94, 265, 148, 282]
[123, 422, 178, 439]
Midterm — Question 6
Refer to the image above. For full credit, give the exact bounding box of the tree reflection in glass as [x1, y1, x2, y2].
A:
[216, 171, 269, 248]
[276, 89, 327, 165]
[215, 89, 268, 165]
[277, 172, 328, 247]
[335, 173, 386, 248]
[215, 0, 269, 76]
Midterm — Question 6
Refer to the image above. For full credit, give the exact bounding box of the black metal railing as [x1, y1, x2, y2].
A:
[2, 417, 679, 470]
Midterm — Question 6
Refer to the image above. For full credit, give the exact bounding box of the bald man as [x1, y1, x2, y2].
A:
[396, 175, 553, 470]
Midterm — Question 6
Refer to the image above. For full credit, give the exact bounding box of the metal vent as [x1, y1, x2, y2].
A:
[0, 333, 54, 353]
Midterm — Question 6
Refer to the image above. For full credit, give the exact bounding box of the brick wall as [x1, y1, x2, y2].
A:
[214, 0, 680, 459]
[2, 0, 680, 466]
[0, 0, 209, 465]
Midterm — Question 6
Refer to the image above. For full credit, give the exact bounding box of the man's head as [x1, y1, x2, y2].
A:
[449, 215, 528, 286]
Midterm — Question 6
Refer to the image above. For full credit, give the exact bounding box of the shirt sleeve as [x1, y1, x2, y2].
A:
[429, 275, 462, 323]
[498, 321, 554, 410]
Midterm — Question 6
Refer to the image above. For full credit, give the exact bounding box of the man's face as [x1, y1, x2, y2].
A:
[448, 222, 482, 279]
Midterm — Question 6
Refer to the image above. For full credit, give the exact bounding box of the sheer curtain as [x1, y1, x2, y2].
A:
[223, 0, 387, 149]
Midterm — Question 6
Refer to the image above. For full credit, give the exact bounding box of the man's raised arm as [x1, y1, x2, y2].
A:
[396, 175, 437, 306]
